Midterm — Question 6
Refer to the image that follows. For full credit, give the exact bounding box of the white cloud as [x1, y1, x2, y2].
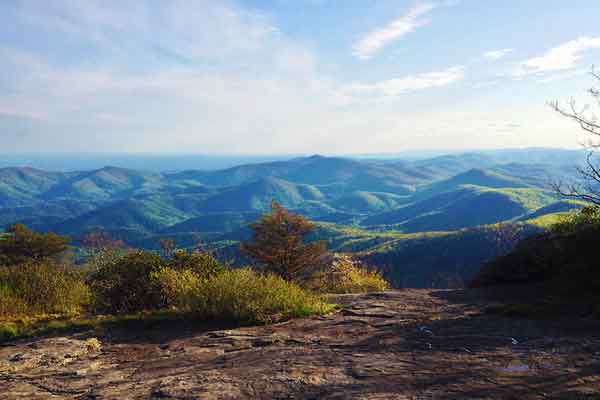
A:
[537, 68, 588, 84]
[0, 0, 585, 154]
[483, 48, 513, 60]
[352, 3, 436, 60]
[344, 66, 465, 97]
[518, 37, 600, 75]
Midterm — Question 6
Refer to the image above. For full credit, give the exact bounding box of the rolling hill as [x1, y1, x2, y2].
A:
[363, 186, 557, 232]
[414, 168, 530, 200]
[0, 151, 585, 258]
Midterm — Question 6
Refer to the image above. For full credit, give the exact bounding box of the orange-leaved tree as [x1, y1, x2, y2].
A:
[241, 201, 328, 282]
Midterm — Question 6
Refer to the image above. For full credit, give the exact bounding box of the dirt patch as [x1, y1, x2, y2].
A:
[1, 289, 599, 399]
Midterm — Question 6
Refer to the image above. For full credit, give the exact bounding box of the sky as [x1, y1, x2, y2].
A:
[1, 0, 600, 155]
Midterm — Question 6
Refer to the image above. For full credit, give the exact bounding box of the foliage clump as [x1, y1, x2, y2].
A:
[550, 205, 600, 235]
[307, 254, 389, 294]
[0, 224, 337, 341]
[0, 262, 90, 317]
[152, 267, 335, 324]
[0, 227, 89, 319]
[470, 206, 600, 294]
[0, 224, 69, 265]
[88, 248, 225, 314]
[88, 251, 165, 313]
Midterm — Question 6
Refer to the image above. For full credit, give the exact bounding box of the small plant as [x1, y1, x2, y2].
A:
[0, 323, 19, 341]
[307, 253, 389, 294]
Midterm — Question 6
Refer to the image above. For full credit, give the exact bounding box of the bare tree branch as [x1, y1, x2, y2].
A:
[551, 68, 600, 204]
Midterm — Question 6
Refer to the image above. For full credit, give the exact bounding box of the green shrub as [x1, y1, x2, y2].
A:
[88, 251, 166, 313]
[0, 285, 27, 317]
[88, 249, 225, 314]
[551, 205, 600, 235]
[471, 206, 600, 294]
[0, 323, 19, 341]
[168, 250, 224, 279]
[152, 267, 336, 324]
[0, 224, 70, 265]
[307, 254, 389, 294]
[151, 267, 204, 310]
[0, 263, 90, 317]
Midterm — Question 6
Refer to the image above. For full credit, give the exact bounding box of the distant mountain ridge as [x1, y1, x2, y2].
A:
[0, 149, 588, 289]
[0, 150, 584, 247]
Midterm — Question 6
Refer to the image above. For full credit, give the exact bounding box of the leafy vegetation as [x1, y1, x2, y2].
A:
[0, 224, 69, 265]
[241, 201, 328, 282]
[306, 254, 389, 294]
[470, 207, 600, 295]
[0, 151, 590, 297]
[0, 262, 90, 317]
[0, 220, 353, 342]
[153, 267, 336, 324]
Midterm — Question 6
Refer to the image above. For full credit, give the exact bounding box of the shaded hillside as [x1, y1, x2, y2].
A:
[471, 208, 600, 297]
[0, 167, 70, 207]
[199, 177, 324, 212]
[41, 167, 164, 202]
[161, 212, 262, 235]
[335, 191, 409, 213]
[361, 224, 543, 288]
[167, 155, 423, 194]
[364, 186, 556, 232]
[517, 200, 585, 221]
[54, 196, 192, 238]
[414, 168, 529, 200]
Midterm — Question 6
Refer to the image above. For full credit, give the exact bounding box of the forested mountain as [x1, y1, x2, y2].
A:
[0, 149, 586, 287]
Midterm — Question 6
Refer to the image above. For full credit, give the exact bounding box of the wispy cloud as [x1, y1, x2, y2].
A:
[517, 37, 600, 76]
[344, 65, 465, 97]
[352, 3, 436, 60]
[483, 48, 513, 60]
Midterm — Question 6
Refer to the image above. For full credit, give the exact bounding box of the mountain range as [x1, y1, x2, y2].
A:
[0, 149, 587, 287]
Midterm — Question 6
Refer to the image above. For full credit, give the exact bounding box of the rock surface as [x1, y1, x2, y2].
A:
[1, 289, 600, 399]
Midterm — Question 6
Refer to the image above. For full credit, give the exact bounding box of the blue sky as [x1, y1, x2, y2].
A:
[1, 0, 600, 154]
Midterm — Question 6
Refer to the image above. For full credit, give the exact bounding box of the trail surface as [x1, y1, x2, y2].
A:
[2, 289, 599, 399]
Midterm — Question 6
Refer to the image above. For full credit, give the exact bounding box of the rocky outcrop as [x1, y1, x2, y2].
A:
[1, 290, 599, 399]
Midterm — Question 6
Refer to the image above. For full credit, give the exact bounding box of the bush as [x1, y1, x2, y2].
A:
[152, 267, 336, 324]
[551, 205, 600, 235]
[88, 251, 166, 313]
[168, 250, 224, 279]
[0, 323, 19, 341]
[151, 267, 204, 310]
[307, 254, 389, 294]
[471, 207, 600, 294]
[0, 285, 28, 317]
[0, 224, 70, 265]
[88, 249, 225, 314]
[0, 262, 90, 318]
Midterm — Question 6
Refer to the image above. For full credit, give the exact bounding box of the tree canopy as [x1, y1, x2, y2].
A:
[241, 201, 328, 282]
[0, 224, 69, 266]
